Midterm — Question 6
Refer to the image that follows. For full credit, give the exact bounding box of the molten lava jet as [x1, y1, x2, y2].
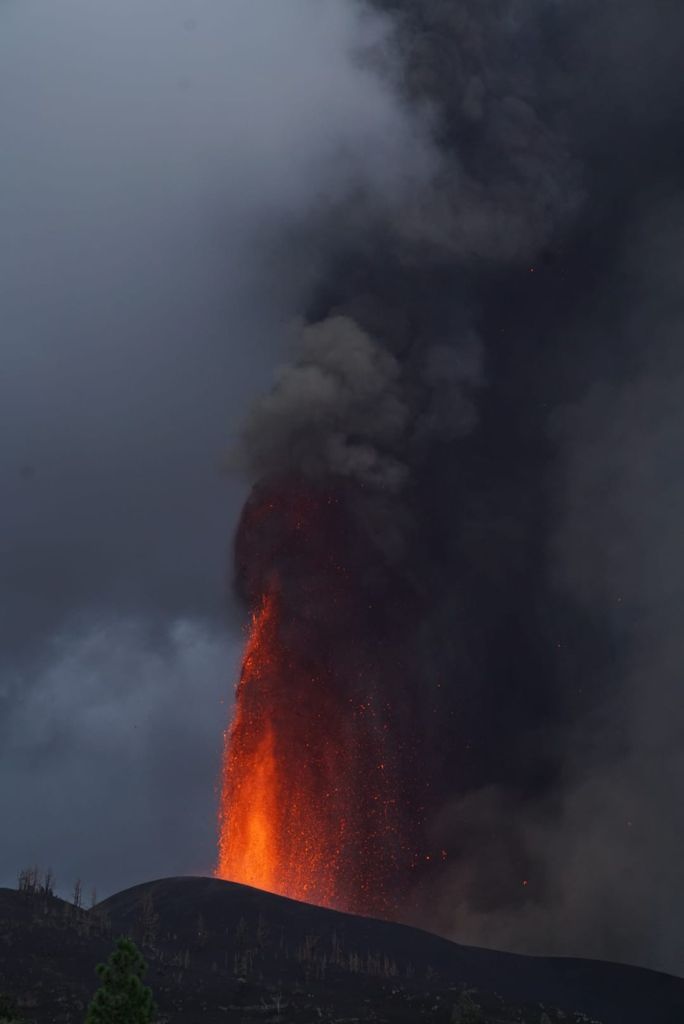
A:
[216, 482, 410, 916]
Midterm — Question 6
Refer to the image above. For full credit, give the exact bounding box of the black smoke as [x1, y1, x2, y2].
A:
[234, 0, 684, 974]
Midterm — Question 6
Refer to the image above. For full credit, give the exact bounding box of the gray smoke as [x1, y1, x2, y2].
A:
[239, 316, 410, 492]
[541, 194, 684, 975]
[239, 315, 486, 492]
[3, 0, 683, 978]
[388, 2, 684, 976]
[0, 0, 443, 903]
[233, 0, 684, 979]
[366, 0, 582, 262]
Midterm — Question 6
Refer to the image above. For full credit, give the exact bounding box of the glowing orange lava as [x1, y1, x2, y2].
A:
[216, 567, 403, 915]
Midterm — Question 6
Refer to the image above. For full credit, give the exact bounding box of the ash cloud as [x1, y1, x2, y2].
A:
[239, 316, 410, 493]
[239, 316, 485, 493]
[537, 194, 684, 975]
[403, 0, 684, 976]
[366, 0, 582, 262]
[233, 0, 684, 976]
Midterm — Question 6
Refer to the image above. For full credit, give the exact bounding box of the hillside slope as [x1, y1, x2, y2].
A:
[1, 877, 682, 1023]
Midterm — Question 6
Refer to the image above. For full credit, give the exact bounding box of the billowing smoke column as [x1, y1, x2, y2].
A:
[216, 0, 581, 915]
[217, 0, 673, 933]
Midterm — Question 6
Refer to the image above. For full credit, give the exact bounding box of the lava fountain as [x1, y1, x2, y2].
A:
[216, 480, 411, 916]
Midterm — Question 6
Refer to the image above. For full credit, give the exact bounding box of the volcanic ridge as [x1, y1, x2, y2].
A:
[1, 876, 683, 1023]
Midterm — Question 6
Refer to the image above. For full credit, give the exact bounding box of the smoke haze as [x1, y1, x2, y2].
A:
[3, 0, 684, 978]
[0, 0, 432, 902]
[230, 0, 684, 976]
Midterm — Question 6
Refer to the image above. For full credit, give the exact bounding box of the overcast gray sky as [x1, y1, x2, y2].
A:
[0, 0, 429, 898]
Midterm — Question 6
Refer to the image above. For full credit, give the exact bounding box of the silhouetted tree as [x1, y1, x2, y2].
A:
[137, 892, 159, 948]
[42, 867, 55, 897]
[73, 878, 83, 909]
[451, 991, 484, 1023]
[0, 992, 24, 1023]
[85, 937, 156, 1024]
[17, 865, 39, 895]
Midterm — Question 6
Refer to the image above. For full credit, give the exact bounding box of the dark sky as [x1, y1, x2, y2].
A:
[3, 0, 684, 980]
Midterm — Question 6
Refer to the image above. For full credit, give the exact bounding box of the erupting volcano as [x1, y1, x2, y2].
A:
[216, 481, 414, 916]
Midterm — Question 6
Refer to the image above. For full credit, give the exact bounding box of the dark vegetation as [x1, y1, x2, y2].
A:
[1, 875, 684, 1023]
[0, 990, 26, 1024]
[84, 937, 156, 1024]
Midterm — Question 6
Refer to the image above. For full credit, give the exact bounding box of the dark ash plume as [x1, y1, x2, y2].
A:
[228, 0, 684, 975]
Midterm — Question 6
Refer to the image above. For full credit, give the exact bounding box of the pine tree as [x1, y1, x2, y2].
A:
[85, 937, 156, 1024]
[0, 992, 24, 1023]
[451, 991, 484, 1023]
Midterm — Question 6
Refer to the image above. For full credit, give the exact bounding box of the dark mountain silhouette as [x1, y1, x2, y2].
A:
[1, 877, 683, 1023]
